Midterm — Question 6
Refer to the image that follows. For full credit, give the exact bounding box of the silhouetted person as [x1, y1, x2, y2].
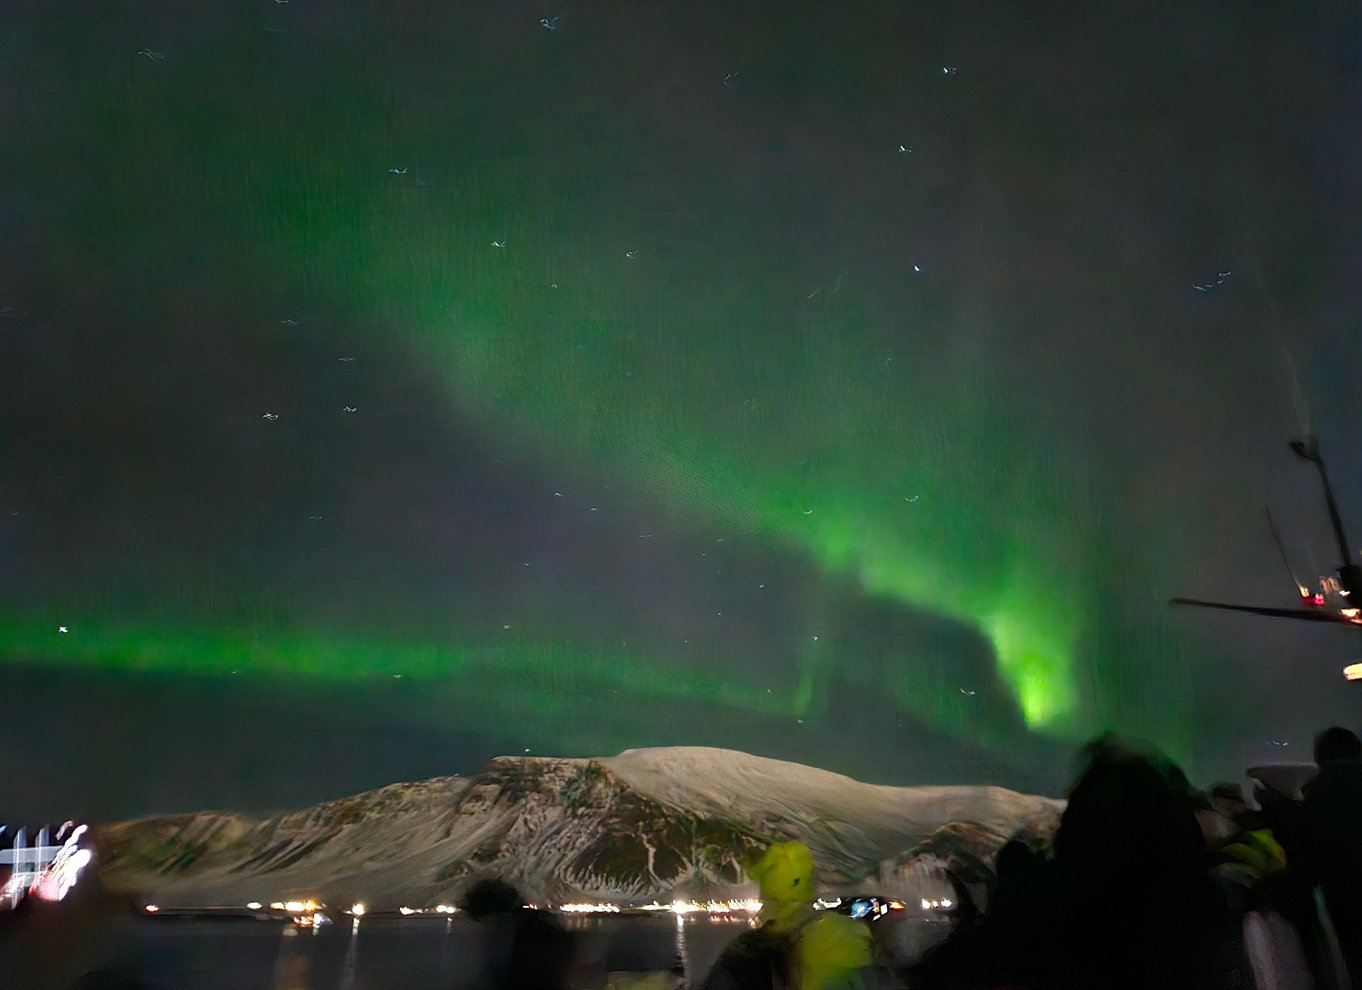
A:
[460, 878, 575, 990]
[1051, 738, 1222, 989]
[1300, 726, 1362, 987]
[916, 739, 1232, 989]
[1249, 772, 1330, 988]
[914, 836, 1057, 989]
[988, 837, 1047, 925]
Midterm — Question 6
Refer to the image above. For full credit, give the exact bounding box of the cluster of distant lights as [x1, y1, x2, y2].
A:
[815, 896, 916, 919]
[397, 904, 459, 916]
[137, 894, 959, 924]
[141, 897, 765, 921]
[637, 899, 762, 916]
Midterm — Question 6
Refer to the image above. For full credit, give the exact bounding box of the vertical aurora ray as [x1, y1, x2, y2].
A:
[410, 252, 1098, 731]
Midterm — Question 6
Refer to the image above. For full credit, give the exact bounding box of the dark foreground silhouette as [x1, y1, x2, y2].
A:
[907, 730, 1362, 990]
[460, 877, 577, 990]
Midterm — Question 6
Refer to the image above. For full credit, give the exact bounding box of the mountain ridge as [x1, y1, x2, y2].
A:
[96, 747, 1062, 908]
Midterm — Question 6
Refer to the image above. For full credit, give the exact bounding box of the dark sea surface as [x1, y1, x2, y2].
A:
[1, 912, 757, 989]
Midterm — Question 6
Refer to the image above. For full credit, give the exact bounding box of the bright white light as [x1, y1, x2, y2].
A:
[350, 902, 367, 917]
[32, 842, 94, 903]
[398, 906, 415, 916]
[246, 901, 262, 911]
[1345, 662, 1362, 681]
[559, 902, 619, 914]
[145, 904, 160, 913]
[662, 899, 760, 916]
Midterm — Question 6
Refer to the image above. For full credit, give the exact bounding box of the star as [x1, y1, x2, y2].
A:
[137, 49, 166, 62]
[540, 16, 558, 31]
[262, 412, 279, 421]
[342, 406, 357, 413]
[492, 240, 506, 249]
[58, 626, 68, 634]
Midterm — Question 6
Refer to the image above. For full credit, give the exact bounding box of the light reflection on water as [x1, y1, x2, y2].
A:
[4, 903, 941, 987]
[337, 922, 359, 990]
[119, 914, 747, 990]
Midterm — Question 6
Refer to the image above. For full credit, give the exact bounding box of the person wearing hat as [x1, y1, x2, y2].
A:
[701, 840, 873, 990]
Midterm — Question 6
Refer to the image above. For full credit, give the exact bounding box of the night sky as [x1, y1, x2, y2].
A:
[3, 1, 1361, 824]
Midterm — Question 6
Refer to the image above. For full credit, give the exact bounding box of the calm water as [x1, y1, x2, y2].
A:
[3, 913, 754, 990]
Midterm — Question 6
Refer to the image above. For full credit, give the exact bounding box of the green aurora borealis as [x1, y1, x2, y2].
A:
[4, 2, 1360, 816]
[30, 31, 1090, 720]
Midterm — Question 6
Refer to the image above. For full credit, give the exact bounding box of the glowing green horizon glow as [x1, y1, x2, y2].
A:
[0, 615, 791, 722]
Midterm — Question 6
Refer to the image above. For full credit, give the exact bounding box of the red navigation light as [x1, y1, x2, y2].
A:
[1312, 594, 1327, 607]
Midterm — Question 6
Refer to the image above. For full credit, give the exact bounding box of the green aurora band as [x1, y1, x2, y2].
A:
[11, 28, 1161, 750]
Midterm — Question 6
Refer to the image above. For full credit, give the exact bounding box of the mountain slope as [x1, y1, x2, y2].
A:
[96, 748, 1061, 908]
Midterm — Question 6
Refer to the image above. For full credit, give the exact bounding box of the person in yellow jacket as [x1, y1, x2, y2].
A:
[700, 840, 874, 990]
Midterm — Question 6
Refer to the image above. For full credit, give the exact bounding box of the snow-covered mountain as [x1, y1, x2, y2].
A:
[95, 747, 1061, 908]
